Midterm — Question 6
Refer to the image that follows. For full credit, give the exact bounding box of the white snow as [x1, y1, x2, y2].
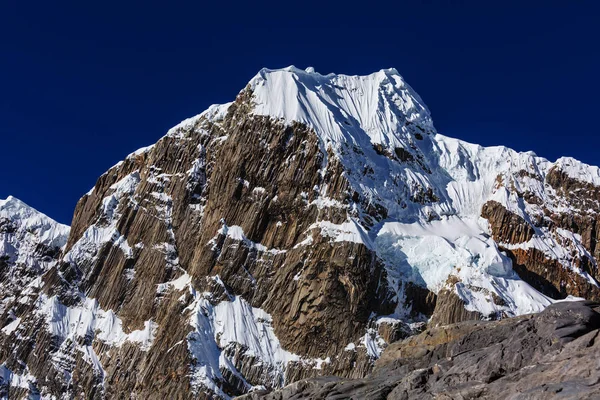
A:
[0, 196, 70, 249]
[250, 66, 434, 153]
[361, 328, 386, 358]
[503, 228, 599, 287]
[0, 364, 38, 394]
[344, 342, 356, 351]
[1, 318, 20, 335]
[185, 277, 347, 396]
[126, 144, 155, 159]
[311, 219, 373, 249]
[218, 223, 286, 255]
[0, 196, 71, 317]
[187, 293, 297, 397]
[0, 196, 70, 288]
[555, 156, 600, 186]
[64, 224, 134, 265]
[374, 215, 554, 318]
[101, 172, 141, 220]
[167, 102, 232, 138]
[38, 295, 158, 351]
[213, 297, 299, 367]
[157, 271, 192, 293]
[375, 216, 510, 291]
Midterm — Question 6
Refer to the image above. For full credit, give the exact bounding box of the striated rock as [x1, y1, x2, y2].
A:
[481, 200, 534, 245]
[481, 171, 600, 303]
[0, 82, 396, 398]
[429, 288, 483, 327]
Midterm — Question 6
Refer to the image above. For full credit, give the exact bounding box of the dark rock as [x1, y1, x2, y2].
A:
[242, 301, 600, 399]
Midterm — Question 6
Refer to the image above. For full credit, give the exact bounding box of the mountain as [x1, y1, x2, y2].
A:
[1, 66, 600, 399]
[0, 196, 70, 317]
[0, 196, 70, 397]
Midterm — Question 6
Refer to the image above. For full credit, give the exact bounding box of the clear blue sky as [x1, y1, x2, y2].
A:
[1, 1, 598, 224]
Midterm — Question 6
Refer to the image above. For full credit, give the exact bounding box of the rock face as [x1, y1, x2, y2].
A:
[242, 301, 600, 399]
[2, 66, 600, 398]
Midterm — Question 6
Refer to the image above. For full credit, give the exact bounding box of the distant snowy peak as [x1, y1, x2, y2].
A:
[0, 195, 70, 249]
[149, 66, 600, 194]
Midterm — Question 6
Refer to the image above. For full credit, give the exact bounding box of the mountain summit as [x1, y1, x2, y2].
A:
[1, 67, 600, 398]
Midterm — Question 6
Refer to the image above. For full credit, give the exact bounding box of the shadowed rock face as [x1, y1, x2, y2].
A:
[481, 200, 535, 245]
[240, 301, 600, 400]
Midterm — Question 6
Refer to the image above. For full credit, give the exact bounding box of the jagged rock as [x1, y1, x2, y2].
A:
[506, 247, 600, 301]
[481, 200, 535, 245]
[241, 301, 600, 399]
[429, 288, 483, 327]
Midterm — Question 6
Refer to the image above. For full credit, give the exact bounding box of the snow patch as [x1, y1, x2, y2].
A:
[38, 295, 158, 351]
[219, 223, 286, 255]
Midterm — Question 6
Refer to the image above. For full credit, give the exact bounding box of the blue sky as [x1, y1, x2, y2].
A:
[1, 1, 599, 224]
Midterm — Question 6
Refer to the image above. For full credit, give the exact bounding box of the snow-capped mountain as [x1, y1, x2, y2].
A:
[0, 196, 69, 315]
[0, 196, 70, 397]
[1, 66, 600, 399]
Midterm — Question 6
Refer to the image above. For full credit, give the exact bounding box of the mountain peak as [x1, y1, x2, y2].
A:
[0, 195, 70, 249]
[248, 66, 434, 153]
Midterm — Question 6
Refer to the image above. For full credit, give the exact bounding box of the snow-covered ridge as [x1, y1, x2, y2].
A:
[0, 196, 70, 249]
[130, 66, 600, 324]
[122, 66, 600, 222]
[249, 66, 434, 151]
[0, 196, 70, 312]
[249, 66, 600, 186]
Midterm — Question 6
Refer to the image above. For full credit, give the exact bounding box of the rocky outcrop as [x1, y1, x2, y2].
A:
[481, 168, 600, 303]
[506, 247, 600, 301]
[481, 200, 534, 245]
[544, 167, 600, 277]
[429, 288, 482, 327]
[242, 301, 600, 399]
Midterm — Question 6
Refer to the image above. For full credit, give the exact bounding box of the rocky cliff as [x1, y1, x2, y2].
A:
[241, 300, 600, 399]
[1, 66, 600, 399]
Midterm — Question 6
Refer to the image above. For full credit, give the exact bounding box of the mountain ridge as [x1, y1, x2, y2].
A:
[1, 66, 600, 399]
